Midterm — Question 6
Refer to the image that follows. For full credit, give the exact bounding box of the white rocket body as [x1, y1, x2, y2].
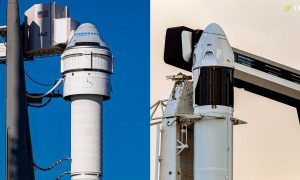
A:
[192, 23, 235, 180]
[71, 95, 103, 179]
[61, 23, 113, 180]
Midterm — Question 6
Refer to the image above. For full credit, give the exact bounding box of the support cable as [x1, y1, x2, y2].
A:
[33, 158, 71, 171]
[56, 171, 71, 180]
[26, 78, 63, 99]
[27, 92, 54, 108]
[56, 171, 102, 180]
[25, 71, 56, 87]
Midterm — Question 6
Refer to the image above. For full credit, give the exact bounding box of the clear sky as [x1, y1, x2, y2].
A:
[151, 0, 300, 179]
[0, 0, 149, 179]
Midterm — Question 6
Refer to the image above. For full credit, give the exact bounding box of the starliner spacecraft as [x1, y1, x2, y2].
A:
[61, 23, 113, 179]
[151, 23, 300, 180]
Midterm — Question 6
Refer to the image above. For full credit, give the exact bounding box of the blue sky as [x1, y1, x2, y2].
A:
[0, 0, 149, 179]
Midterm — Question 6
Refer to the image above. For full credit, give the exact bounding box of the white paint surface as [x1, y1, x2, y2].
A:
[71, 95, 103, 180]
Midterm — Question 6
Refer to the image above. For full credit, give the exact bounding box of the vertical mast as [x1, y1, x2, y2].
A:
[6, 0, 35, 179]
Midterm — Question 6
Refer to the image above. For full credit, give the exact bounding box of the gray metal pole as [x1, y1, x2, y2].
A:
[6, 0, 35, 179]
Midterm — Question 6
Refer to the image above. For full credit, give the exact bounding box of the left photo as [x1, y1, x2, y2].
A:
[0, 0, 149, 179]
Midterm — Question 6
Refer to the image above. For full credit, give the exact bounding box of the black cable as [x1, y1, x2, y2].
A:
[25, 71, 56, 87]
[27, 92, 54, 108]
[33, 158, 71, 172]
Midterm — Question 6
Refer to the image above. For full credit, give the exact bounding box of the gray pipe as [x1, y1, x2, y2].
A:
[6, 0, 35, 179]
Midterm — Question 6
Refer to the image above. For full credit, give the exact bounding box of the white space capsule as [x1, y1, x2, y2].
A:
[61, 23, 113, 100]
[61, 23, 113, 180]
[192, 23, 235, 180]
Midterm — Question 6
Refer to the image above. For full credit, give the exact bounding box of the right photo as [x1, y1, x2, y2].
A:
[150, 1, 300, 180]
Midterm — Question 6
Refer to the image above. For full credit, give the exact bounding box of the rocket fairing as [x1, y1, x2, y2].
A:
[192, 23, 235, 180]
[61, 23, 113, 180]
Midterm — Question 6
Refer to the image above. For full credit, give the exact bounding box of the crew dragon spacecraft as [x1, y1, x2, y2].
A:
[151, 23, 300, 180]
[192, 24, 235, 180]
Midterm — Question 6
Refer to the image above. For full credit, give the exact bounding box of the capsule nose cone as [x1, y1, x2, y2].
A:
[204, 23, 225, 36]
[66, 23, 108, 49]
[193, 23, 234, 68]
[75, 23, 97, 32]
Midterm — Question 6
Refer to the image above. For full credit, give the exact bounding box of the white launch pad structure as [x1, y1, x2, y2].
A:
[151, 23, 300, 180]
